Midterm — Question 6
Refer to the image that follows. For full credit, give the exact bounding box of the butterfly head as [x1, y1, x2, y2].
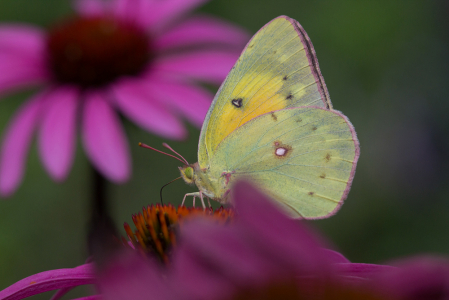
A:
[179, 165, 195, 185]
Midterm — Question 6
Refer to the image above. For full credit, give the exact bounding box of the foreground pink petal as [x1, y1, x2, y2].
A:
[0, 93, 44, 196]
[82, 91, 131, 183]
[38, 86, 79, 181]
[98, 252, 168, 300]
[0, 264, 94, 300]
[232, 181, 329, 275]
[153, 50, 240, 85]
[143, 78, 212, 127]
[112, 79, 186, 139]
[374, 256, 449, 299]
[154, 15, 249, 51]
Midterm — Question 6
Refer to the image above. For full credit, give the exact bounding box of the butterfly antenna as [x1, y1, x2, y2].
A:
[160, 176, 182, 205]
[162, 143, 189, 165]
[138, 143, 187, 165]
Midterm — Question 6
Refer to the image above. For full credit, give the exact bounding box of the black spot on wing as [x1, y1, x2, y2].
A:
[271, 112, 277, 121]
[231, 98, 243, 108]
[286, 93, 293, 100]
[283, 75, 288, 81]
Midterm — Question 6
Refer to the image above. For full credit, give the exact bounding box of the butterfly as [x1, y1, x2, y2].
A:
[143, 15, 360, 219]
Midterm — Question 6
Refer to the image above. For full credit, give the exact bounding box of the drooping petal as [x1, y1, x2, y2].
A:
[140, 0, 209, 32]
[154, 15, 249, 51]
[0, 92, 45, 197]
[0, 264, 94, 300]
[112, 79, 186, 139]
[152, 50, 240, 85]
[38, 86, 79, 181]
[81, 91, 131, 183]
[142, 77, 212, 127]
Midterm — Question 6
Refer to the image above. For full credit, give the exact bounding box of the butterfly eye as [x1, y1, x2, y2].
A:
[184, 167, 194, 180]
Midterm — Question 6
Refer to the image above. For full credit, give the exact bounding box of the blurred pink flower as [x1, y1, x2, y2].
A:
[0, 182, 399, 300]
[0, 0, 248, 196]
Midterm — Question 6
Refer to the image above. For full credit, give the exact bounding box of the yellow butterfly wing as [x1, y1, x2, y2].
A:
[208, 107, 360, 219]
[198, 16, 332, 168]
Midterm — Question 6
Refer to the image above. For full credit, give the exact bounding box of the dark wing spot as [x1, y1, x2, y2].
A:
[286, 93, 293, 100]
[283, 75, 288, 81]
[296, 118, 302, 123]
[271, 112, 277, 121]
[325, 153, 332, 162]
[249, 44, 254, 48]
[308, 192, 314, 196]
[319, 173, 326, 179]
[312, 125, 317, 131]
[231, 98, 243, 108]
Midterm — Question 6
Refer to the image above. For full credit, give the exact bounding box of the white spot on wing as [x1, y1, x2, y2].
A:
[276, 147, 287, 156]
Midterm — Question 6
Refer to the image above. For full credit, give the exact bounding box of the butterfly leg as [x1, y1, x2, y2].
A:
[182, 192, 202, 207]
[199, 191, 206, 209]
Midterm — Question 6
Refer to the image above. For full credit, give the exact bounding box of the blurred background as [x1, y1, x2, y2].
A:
[1, 0, 448, 299]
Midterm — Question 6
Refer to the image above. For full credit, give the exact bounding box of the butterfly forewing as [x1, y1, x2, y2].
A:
[198, 16, 332, 168]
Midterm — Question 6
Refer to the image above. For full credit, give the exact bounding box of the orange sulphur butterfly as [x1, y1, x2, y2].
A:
[147, 16, 360, 219]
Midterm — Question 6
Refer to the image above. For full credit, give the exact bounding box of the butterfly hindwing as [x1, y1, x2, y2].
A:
[208, 107, 359, 219]
[198, 16, 332, 168]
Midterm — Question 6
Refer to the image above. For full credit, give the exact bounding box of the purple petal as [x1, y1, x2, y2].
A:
[176, 219, 295, 287]
[0, 25, 45, 54]
[322, 249, 350, 264]
[142, 0, 209, 32]
[98, 251, 168, 300]
[71, 297, 101, 300]
[0, 25, 48, 94]
[374, 256, 449, 299]
[153, 50, 240, 85]
[111, 79, 187, 139]
[72, 0, 106, 16]
[171, 234, 237, 300]
[0, 263, 94, 300]
[50, 287, 74, 300]
[0, 92, 44, 197]
[154, 15, 249, 51]
[0, 53, 47, 95]
[232, 181, 329, 275]
[334, 263, 396, 282]
[81, 91, 131, 183]
[142, 77, 212, 127]
[38, 86, 79, 181]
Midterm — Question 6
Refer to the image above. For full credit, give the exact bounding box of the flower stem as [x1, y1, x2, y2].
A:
[87, 166, 119, 265]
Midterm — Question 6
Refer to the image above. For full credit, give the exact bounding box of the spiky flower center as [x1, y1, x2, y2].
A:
[46, 16, 150, 88]
[123, 204, 234, 264]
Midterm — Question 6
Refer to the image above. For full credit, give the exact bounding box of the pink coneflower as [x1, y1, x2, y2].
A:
[0, 0, 248, 196]
[0, 182, 397, 300]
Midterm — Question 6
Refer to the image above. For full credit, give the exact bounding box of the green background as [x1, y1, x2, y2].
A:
[1, 0, 449, 299]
